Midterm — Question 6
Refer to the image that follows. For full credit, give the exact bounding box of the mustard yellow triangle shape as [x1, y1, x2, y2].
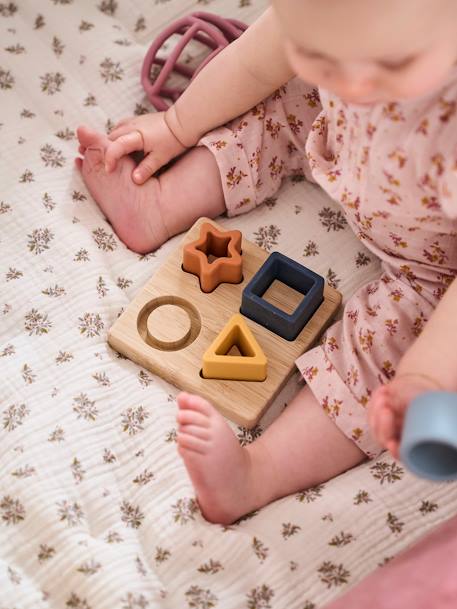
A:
[202, 314, 267, 381]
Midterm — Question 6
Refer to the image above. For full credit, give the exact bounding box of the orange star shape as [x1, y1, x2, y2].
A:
[182, 222, 243, 293]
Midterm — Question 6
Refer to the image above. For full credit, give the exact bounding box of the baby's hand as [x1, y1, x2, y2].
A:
[368, 374, 439, 458]
[105, 112, 188, 184]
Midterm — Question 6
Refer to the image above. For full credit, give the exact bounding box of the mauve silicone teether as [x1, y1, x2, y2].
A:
[141, 11, 248, 111]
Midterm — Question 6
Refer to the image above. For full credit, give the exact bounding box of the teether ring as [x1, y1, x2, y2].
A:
[141, 11, 248, 111]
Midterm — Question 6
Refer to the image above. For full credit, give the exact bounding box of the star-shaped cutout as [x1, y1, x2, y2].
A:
[182, 222, 243, 293]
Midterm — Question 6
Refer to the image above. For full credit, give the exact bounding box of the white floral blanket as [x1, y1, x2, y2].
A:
[1, 1, 457, 608]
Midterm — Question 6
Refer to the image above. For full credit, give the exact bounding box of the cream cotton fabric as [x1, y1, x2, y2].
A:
[1, 2, 457, 608]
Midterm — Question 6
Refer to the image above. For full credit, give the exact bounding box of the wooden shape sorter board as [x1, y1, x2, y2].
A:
[108, 217, 342, 428]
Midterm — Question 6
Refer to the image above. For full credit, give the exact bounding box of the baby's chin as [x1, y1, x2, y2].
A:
[335, 93, 383, 107]
[337, 92, 412, 107]
[320, 85, 387, 106]
[335, 76, 453, 106]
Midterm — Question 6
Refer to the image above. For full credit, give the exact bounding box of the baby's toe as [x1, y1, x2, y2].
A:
[83, 147, 105, 174]
[177, 432, 207, 454]
[177, 410, 210, 428]
[177, 392, 214, 416]
[77, 125, 110, 149]
[77, 125, 96, 147]
[179, 424, 211, 441]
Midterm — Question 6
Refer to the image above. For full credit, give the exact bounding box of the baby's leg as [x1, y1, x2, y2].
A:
[198, 77, 321, 218]
[177, 385, 365, 525]
[76, 126, 225, 253]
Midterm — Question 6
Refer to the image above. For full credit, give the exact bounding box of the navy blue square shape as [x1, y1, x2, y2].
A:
[240, 252, 324, 341]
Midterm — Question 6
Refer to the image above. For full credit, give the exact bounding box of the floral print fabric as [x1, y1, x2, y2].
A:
[199, 70, 457, 457]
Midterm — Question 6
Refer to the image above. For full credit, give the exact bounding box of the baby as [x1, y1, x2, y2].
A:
[76, 0, 457, 524]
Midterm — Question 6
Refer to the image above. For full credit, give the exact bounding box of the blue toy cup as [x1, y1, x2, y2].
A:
[400, 391, 457, 481]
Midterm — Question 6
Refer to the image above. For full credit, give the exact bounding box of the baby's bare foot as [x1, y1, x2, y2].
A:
[369, 374, 440, 457]
[75, 125, 169, 254]
[176, 392, 262, 525]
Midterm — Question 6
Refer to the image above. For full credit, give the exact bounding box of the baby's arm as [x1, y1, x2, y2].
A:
[105, 8, 295, 183]
[165, 7, 295, 147]
[369, 277, 457, 456]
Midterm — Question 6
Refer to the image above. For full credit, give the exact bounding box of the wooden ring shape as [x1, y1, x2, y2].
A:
[137, 295, 201, 351]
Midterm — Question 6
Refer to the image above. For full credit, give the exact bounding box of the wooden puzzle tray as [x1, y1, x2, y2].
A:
[108, 217, 342, 428]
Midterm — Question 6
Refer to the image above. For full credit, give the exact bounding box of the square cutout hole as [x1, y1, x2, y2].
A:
[261, 279, 305, 315]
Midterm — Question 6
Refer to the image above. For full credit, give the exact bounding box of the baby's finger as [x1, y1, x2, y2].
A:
[386, 439, 400, 460]
[369, 408, 384, 447]
[104, 131, 144, 172]
[132, 150, 165, 183]
[377, 406, 396, 448]
[367, 388, 389, 441]
[108, 124, 134, 141]
[367, 388, 384, 431]
[110, 116, 131, 132]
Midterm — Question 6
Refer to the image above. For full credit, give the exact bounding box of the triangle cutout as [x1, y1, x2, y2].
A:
[202, 314, 267, 381]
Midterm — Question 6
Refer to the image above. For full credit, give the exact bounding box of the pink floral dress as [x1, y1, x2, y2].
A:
[198, 68, 457, 457]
